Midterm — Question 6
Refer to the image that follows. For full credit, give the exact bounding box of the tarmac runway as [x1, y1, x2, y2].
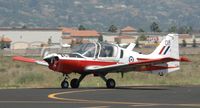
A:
[0, 86, 200, 108]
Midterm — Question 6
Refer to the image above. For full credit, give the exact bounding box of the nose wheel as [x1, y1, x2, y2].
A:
[61, 79, 69, 88]
[61, 74, 86, 89]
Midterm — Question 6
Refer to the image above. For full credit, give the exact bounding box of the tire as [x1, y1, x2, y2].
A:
[106, 78, 116, 88]
[61, 80, 69, 89]
[70, 78, 79, 88]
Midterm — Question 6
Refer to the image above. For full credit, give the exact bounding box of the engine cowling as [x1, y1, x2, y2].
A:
[44, 56, 59, 71]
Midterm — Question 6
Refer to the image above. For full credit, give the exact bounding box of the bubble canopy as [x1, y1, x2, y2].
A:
[71, 42, 118, 58]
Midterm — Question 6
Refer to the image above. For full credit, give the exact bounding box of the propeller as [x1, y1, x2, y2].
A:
[44, 56, 59, 65]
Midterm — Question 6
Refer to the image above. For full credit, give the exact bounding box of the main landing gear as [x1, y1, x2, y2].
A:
[99, 75, 116, 88]
[61, 74, 116, 89]
[61, 74, 86, 89]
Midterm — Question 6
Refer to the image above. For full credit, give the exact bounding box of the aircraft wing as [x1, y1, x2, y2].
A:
[85, 57, 190, 73]
[13, 56, 48, 66]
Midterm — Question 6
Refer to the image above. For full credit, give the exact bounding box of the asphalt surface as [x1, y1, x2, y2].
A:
[0, 86, 200, 108]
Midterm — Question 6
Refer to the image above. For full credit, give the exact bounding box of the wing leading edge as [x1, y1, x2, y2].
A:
[13, 56, 48, 66]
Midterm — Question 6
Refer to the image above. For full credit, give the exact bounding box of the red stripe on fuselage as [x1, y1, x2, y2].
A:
[159, 46, 166, 55]
[51, 59, 117, 74]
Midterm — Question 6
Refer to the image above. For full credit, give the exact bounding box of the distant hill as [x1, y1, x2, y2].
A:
[0, 0, 200, 31]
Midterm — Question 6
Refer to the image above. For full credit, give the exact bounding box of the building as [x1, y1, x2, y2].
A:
[101, 32, 119, 43]
[101, 26, 138, 43]
[61, 27, 100, 44]
[178, 34, 194, 44]
[61, 36, 73, 45]
[0, 36, 12, 49]
[70, 30, 100, 42]
[115, 36, 136, 44]
[0, 28, 62, 49]
[120, 26, 137, 33]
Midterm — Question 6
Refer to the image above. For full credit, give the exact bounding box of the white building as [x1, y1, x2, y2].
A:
[0, 28, 62, 49]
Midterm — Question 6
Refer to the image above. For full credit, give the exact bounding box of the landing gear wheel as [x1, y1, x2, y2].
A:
[70, 78, 79, 88]
[61, 80, 69, 89]
[106, 78, 115, 88]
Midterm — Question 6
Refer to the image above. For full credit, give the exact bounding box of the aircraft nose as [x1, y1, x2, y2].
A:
[43, 56, 59, 64]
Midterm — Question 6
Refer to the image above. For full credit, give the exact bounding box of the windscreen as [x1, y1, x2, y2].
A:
[71, 43, 96, 58]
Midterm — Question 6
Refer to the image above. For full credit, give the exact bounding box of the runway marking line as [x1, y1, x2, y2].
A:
[0, 101, 95, 104]
[80, 106, 109, 108]
[48, 89, 200, 107]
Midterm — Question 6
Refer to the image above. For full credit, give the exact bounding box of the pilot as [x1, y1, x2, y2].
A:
[104, 47, 113, 57]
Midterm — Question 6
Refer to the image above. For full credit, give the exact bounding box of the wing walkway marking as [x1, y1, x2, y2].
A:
[48, 89, 200, 107]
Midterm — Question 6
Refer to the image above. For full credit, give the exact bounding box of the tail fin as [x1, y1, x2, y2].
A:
[150, 34, 179, 59]
[150, 34, 180, 74]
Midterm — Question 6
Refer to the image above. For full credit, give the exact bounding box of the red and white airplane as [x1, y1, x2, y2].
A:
[13, 34, 190, 88]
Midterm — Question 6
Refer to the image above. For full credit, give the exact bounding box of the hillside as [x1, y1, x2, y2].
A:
[0, 0, 200, 31]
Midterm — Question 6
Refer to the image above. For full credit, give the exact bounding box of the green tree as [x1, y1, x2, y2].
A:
[78, 25, 86, 30]
[178, 26, 186, 34]
[150, 22, 161, 32]
[108, 25, 117, 32]
[192, 39, 196, 47]
[138, 34, 147, 41]
[0, 42, 3, 49]
[178, 26, 193, 34]
[182, 39, 187, 47]
[22, 25, 27, 29]
[98, 34, 103, 42]
[135, 39, 140, 48]
[168, 25, 177, 33]
[138, 28, 145, 32]
[188, 26, 193, 34]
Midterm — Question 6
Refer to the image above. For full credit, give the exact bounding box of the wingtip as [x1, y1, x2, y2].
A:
[12, 56, 36, 63]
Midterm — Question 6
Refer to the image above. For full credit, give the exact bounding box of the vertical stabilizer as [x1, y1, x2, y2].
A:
[150, 34, 179, 59]
[150, 34, 180, 74]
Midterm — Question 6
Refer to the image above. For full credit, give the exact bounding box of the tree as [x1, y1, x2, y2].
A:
[178, 26, 193, 34]
[138, 34, 147, 41]
[192, 39, 196, 47]
[135, 39, 140, 48]
[182, 39, 187, 47]
[98, 34, 103, 42]
[150, 22, 161, 32]
[78, 25, 86, 30]
[138, 28, 145, 32]
[22, 25, 27, 29]
[47, 37, 52, 45]
[108, 25, 117, 32]
[168, 25, 177, 33]
[0, 42, 3, 49]
[188, 26, 193, 34]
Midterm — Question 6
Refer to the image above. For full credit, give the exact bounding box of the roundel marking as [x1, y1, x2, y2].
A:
[129, 56, 134, 62]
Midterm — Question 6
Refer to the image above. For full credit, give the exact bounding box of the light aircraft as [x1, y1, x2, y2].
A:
[13, 34, 190, 88]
